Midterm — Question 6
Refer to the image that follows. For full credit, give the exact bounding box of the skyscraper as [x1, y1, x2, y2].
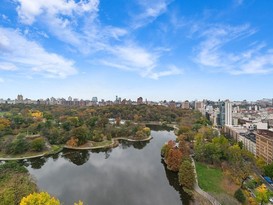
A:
[225, 100, 232, 126]
[218, 100, 232, 126]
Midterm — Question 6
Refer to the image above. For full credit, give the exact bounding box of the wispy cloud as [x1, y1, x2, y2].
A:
[131, 0, 172, 29]
[193, 23, 273, 75]
[0, 77, 4, 83]
[101, 43, 182, 79]
[0, 62, 18, 71]
[0, 27, 77, 78]
[14, 0, 182, 79]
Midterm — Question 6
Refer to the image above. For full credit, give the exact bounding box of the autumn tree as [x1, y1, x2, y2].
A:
[166, 148, 183, 172]
[255, 184, 273, 205]
[162, 140, 176, 160]
[20, 192, 60, 205]
[0, 118, 11, 131]
[178, 135, 190, 157]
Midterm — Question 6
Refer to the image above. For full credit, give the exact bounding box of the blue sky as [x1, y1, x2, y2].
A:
[0, 0, 273, 101]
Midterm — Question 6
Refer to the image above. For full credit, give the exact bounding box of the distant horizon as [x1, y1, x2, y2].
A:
[1, 94, 273, 103]
[1, 1, 273, 100]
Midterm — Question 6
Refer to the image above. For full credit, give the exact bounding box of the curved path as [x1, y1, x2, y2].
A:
[0, 153, 46, 161]
[190, 156, 221, 205]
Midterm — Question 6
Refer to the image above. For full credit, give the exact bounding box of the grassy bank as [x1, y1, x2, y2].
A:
[195, 162, 223, 193]
[195, 162, 240, 205]
[0, 162, 37, 205]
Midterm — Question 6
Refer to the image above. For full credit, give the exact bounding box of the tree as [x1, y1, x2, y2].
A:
[264, 163, 273, 178]
[178, 136, 190, 157]
[256, 157, 266, 172]
[71, 126, 89, 146]
[20, 192, 60, 205]
[0, 118, 11, 131]
[163, 140, 176, 160]
[30, 137, 45, 152]
[166, 148, 183, 172]
[255, 184, 273, 205]
[6, 137, 29, 154]
[178, 159, 195, 192]
[234, 188, 246, 203]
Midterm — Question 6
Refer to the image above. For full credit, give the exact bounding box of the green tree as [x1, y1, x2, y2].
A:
[6, 137, 29, 154]
[30, 137, 45, 152]
[71, 126, 89, 146]
[234, 188, 246, 203]
[178, 159, 195, 192]
[264, 163, 273, 178]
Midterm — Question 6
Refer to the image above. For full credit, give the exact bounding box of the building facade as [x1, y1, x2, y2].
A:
[256, 129, 273, 164]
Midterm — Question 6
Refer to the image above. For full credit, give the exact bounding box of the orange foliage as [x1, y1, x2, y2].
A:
[66, 137, 79, 147]
[166, 148, 183, 172]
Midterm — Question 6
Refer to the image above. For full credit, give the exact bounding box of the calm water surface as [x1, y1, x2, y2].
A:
[24, 130, 192, 205]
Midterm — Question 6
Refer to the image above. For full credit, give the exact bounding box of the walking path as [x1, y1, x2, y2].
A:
[0, 153, 46, 161]
[190, 156, 221, 205]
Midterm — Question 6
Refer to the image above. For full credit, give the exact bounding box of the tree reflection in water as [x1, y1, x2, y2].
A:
[118, 140, 150, 150]
[62, 150, 90, 166]
[161, 159, 193, 205]
[21, 157, 47, 169]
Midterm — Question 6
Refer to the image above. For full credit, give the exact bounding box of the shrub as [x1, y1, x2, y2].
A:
[6, 137, 29, 154]
[234, 188, 246, 203]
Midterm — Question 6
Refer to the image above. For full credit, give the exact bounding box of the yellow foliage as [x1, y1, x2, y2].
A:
[74, 200, 84, 205]
[0, 118, 11, 130]
[256, 183, 267, 193]
[20, 192, 60, 205]
[30, 110, 43, 118]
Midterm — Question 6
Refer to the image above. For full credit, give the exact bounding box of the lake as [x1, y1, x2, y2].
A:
[24, 129, 192, 205]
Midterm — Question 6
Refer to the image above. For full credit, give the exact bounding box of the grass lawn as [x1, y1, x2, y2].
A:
[195, 161, 224, 194]
[91, 140, 112, 147]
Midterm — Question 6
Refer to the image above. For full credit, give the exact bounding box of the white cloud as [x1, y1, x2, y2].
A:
[194, 24, 273, 75]
[16, 0, 100, 53]
[0, 62, 17, 71]
[16, 0, 99, 25]
[15, 0, 181, 79]
[0, 27, 77, 78]
[0, 77, 4, 83]
[131, 0, 172, 29]
[101, 43, 182, 79]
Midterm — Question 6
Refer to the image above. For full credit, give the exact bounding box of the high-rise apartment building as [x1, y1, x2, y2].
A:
[225, 100, 232, 126]
[218, 100, 232, 126]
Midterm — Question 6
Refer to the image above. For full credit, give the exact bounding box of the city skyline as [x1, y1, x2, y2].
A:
[1, 0, 273, 101]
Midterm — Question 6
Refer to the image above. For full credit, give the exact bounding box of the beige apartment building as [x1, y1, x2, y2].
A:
[256, 130, 273, 164]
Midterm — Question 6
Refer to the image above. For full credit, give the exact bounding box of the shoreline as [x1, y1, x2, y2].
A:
[64, 135, 153, 150]
[0, 135, 153, 160]
[0, 146, 63, 161]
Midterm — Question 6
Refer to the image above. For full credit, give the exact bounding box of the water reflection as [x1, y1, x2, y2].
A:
[21, 157, 47, 169]
[26, 129, 192, 205]
[118, 139, 150, 150]
[161, 159, 192, 204]
[62, 150, 90, 166]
